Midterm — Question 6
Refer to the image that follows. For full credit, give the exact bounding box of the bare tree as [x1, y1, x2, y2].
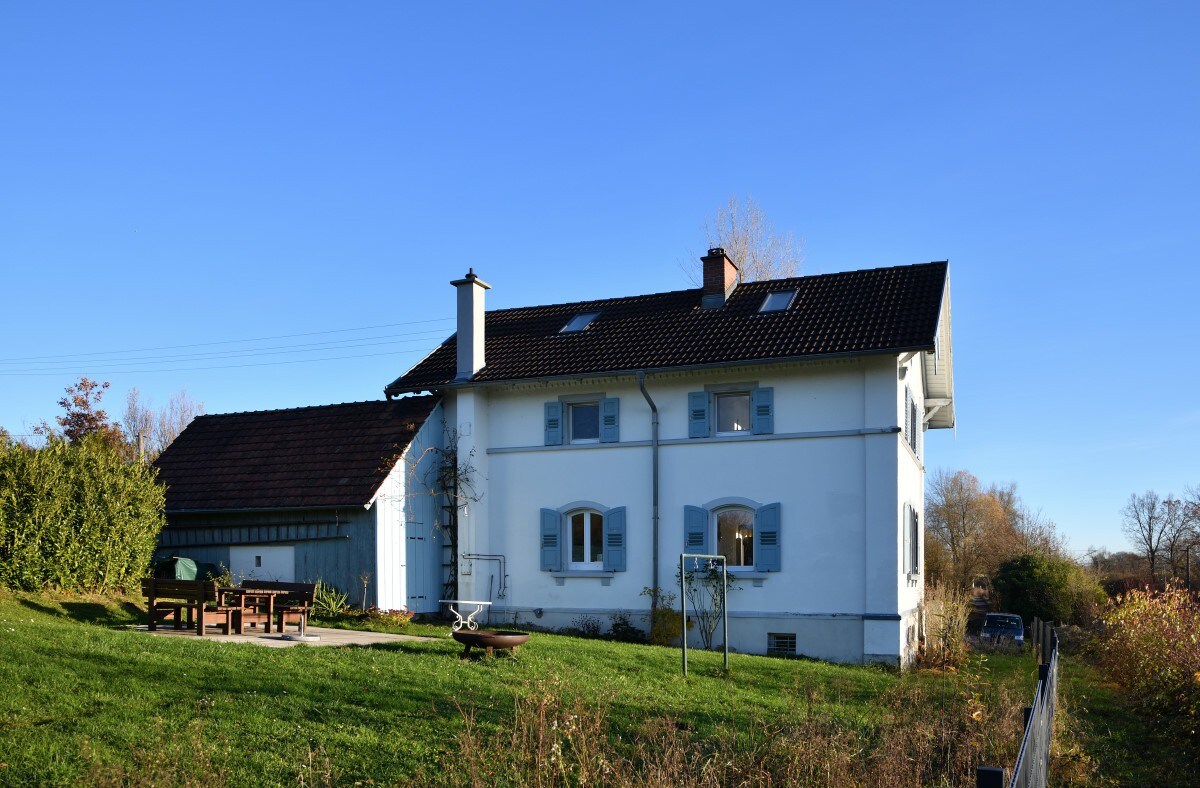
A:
[122, 386, 204, 460]
[686, 195, 803, 285]
[1121, 491, 1169, 580]
[1161, 495, 1192, 579]
[154, 388, 204, 455]
[122, 388, 156, 459]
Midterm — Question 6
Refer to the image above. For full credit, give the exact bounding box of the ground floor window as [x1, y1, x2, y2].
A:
[569, 510, 604, 569]
[715, 506, 754, 568]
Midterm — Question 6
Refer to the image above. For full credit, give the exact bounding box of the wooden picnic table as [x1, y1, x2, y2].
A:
[220, 587, 291, 635]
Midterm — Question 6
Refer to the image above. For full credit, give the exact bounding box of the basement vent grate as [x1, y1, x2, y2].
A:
[767, 632, 797, 656]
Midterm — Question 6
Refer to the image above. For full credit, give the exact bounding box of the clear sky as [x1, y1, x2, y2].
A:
[2, 3, 1197, 556]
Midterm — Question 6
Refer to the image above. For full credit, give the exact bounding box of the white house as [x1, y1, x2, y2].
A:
[385, 249, 955, 665]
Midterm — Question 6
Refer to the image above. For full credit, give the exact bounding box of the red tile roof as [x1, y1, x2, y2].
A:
[386, 261, 947, 393]
[154, 396, 438, 511]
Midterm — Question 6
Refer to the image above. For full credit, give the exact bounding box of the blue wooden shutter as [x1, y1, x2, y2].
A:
[751, 387, 774, 434]
[912, 508, 921, 574]
[684, 505, 709, 556]
[603, 506, 626, 571]
[688, 392, 709, 438]
[755, 502, 782, 572]
[600, 397, 620, 443]
[902, 503, 911, 573]
[544, 402, 563, 446]
[540, 508, 562, 571]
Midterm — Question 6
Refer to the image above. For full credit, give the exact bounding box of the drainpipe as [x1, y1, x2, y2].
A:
[636, 371, 660, 611]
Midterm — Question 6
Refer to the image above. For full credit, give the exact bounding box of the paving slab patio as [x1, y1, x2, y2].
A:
[129, 624, 437, 648]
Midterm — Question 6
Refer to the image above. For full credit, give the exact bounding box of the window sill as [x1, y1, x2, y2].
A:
[550, 570, 616, 587]
[729, 570, 771, 587]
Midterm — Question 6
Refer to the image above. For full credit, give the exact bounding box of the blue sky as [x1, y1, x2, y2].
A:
[2, 3, 1197, 555]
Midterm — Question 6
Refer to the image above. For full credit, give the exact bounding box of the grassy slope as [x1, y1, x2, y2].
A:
[0, 591, 1038, 786]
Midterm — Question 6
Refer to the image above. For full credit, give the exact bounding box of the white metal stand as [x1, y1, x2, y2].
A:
[439, 599, 492, 631]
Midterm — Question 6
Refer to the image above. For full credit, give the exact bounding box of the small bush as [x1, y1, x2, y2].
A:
[568, 614, 602, 638]
[607, 611, 646, 644]
[312, 580, 349, 619]
[366, 607, 414, 628]
[641, 586, 690, 647]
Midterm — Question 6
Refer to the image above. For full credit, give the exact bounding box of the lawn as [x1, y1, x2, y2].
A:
[0, 591, 1049, 786]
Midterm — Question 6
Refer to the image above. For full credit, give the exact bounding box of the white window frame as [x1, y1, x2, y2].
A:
[567, 509, 604, 570]
[714, 505, 755, 568]
[714, 391, 751, 435]
[568, 401, 600, 444]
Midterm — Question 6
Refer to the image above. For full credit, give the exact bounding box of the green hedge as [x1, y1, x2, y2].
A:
[0, 435, 164, 592]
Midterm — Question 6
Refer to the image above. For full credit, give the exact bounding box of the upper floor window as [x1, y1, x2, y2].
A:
[759, 290, 796, 312]
[560, 312, 600, 333]
[715, 392, 751, 434]
[545, 397, 619, 445]
[570, 402, 600, 443]
[689, 387, 773, 438]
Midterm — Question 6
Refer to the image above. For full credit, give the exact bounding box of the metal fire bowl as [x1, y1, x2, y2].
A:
[451, 630, 530, 650]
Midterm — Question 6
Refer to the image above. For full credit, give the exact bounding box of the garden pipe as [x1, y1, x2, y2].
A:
[636, 371, 660, 611]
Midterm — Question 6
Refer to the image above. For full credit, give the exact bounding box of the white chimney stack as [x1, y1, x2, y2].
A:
[451, 268, 491, 381]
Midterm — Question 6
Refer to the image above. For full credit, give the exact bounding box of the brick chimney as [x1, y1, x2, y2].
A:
[451, 268, 491, 381]
[700, 247, 740, 308]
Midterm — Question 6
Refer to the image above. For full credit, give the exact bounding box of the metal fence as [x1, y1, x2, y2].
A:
[977, 618, 1060, 788]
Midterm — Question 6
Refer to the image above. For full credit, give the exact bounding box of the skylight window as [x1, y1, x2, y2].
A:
[759, 290, 796, 313]
[560, 312, 600, 333]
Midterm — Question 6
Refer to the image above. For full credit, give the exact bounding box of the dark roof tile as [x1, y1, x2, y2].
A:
[386, 262, 947, 392]
[153, 396, 438, 512]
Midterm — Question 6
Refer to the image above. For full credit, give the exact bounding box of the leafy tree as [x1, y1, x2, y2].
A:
[55, 377, 122, 449]
[687, 195, 803, 284]
[992, 553, 1106, 626]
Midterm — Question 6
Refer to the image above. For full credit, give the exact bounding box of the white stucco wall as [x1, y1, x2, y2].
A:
[445, 355, 928, 663]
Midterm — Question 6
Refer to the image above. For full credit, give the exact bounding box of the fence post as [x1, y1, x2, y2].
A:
[976, 766, 1005, 788]
[1023, 705, 1033, 729]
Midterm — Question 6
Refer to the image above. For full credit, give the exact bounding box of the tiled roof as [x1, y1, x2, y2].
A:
[386, 261, 947, 393]
[154, 396, 438, 511]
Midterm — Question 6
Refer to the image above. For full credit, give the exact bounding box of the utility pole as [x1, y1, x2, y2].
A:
[137, 431, 145, 462]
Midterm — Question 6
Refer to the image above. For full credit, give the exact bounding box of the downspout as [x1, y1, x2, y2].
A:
[636, 371, 660, 612]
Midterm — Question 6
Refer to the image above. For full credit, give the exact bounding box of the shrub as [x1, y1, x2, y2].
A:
[920, 581, 971, 669]
[607, 611, 647, 644]
[1094, 585, 1200, 723]
[992, 552, 1106, 626]
[312, 580, 350, 619]
[568, 614, 602, 638]
[366, 607, 414, 628]
[0, 435, 164, 592]
[641, 586, 690, 647]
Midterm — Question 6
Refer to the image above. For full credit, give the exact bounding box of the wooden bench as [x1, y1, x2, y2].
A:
[239, 581, 317, 634]
[141, 578, 235, 636]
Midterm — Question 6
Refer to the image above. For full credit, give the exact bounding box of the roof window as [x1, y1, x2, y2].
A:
[759, 290, 796, 313]
[560, 312, 600, 333]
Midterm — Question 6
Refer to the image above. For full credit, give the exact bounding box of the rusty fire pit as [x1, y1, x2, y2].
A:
[452, 629, 530, 658]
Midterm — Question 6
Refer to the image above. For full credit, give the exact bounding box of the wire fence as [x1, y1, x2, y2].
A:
[977, 617, 1060, 788]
